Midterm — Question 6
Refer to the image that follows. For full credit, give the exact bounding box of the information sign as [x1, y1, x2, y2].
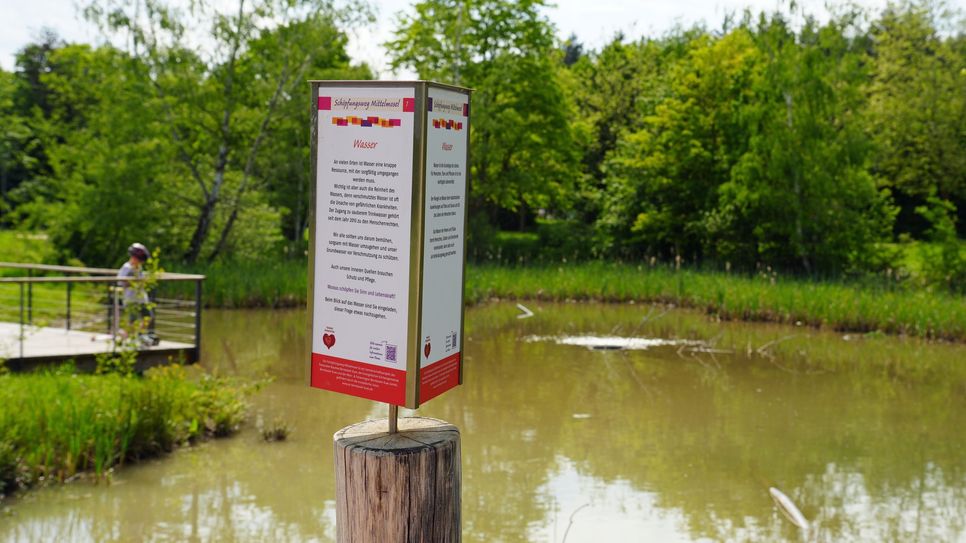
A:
[308, 81, 470, 408]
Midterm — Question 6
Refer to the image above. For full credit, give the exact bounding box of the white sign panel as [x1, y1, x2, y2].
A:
[419, 88, 469, 402]
[311, 87, 415, 405]
[309, 82, 469, 408]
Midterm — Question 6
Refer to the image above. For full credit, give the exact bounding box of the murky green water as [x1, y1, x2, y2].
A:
[3, 302, 965, 542]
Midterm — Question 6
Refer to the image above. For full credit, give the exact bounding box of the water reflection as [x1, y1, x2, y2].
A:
[2, 302, 964, 542]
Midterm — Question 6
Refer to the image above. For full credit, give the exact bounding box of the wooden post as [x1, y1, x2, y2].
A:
[334, 417, 461, 543]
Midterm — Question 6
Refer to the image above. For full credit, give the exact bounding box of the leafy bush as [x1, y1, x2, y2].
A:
[0, 231, 57, 273]
[916, 198, 966, 293]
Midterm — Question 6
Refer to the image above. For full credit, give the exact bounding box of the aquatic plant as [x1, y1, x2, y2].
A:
[261, 417, 291, 442]
[0, 365, 257, 497]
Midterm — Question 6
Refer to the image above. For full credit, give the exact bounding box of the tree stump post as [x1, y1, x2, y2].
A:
[334, 416, 461, 543]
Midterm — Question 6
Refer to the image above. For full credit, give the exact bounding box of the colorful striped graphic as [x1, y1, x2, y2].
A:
[330, 115, 403, 128]
[431, 118, 464, 131]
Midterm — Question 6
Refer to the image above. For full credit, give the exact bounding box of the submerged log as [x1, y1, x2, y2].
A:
[334, 416, 461, 543]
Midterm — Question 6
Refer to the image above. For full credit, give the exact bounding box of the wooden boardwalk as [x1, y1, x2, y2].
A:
[0, 322, 195, 372]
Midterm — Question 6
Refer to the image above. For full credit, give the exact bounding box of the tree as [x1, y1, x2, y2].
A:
[9, 44, 173, 263]
[0, 31, 72, 215]
[599, 30, 758, 260]
[387, 0, 580, 230]
[867, 1, 966, 237]
[81, 0, 372, 262]
[713, 12, 894, 273]
[0, 70, 34, 214]
[565, 35, 670, 230]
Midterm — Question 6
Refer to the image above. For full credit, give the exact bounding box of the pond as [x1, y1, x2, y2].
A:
[3, 302, 965, 542]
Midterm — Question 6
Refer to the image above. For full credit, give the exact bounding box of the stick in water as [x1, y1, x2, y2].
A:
[769, 487, 809, 531]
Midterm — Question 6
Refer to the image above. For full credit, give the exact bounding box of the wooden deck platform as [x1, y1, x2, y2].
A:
[0, 322, 195, 372]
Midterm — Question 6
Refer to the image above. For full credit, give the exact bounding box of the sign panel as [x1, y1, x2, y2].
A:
[311, 86, 416, 405]
[309, 81, 470, 408]
[419, 88, 469, 403]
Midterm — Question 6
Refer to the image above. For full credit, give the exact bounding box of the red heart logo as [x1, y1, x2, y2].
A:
[424, 342, 431, 358]
[323, 333, 336, 349]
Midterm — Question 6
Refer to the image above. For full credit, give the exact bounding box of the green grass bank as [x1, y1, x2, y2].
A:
[466, 263, 966, 341]
[185, 260, 966, 341]
[0, 365, 255, 497]
[3, 226, 963, 342]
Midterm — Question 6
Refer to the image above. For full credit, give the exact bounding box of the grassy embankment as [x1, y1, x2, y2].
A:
[187, 260, 966, 341]
[3, 231, 963, 340]
[0, 234, 259, 498]
[0, 365, 255, 498]
[466, 263, 966, 341]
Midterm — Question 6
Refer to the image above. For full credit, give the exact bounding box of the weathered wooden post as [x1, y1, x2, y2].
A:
[334, 417, 461, 542]
[307, 81, 470, 541]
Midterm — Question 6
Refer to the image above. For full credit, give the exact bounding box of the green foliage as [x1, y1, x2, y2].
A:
[388, 0, 581, 227]
[714, 13, 895, 273]
[0, 69, 35, 216]
[466, 262, 966, 340]
[470, 220, 598, 263]
[916, 197, 966, 292]
[0, 365, 256, 495]
[0, 0, 964, 290]
[3, 1, 373, 266]
[600, 30, 759, 259]
[0, 231, 57, 266]
[867, 1, 966, 237]
[595, 13, 901, 274]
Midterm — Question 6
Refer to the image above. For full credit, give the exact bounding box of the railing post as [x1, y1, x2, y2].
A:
[19, 282, 25, 360]
[27, 269, 32, 324]
[106, 283, 112, 335]
[149, 287, 156, 336]
[113, 287, 120, 340]
[193, 279, 203, 363]
[66, 282, 72, 331]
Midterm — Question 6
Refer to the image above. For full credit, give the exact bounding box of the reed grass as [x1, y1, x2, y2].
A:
[465, 263, 966, 341]
[168, 260, 966, 341]
[0, 365, 256, 496]
[176, 260, 306, 308]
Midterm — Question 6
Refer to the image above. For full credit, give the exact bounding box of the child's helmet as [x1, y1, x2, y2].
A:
[128, 243, 149, 261]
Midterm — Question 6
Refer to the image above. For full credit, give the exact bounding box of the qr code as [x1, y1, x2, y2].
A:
[385, 344, 397, 363]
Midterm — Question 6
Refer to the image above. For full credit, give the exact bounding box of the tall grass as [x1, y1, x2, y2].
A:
[465, 263, 966, 341]
[177, 260, 306, 308]
[0, 365, 256, 496]
[168, 259, 966, 341]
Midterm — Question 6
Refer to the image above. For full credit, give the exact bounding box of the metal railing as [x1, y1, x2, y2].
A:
[0, 262, 204, 363]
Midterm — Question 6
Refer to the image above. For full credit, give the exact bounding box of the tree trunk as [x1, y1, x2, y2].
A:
[184, 161, 226, 263]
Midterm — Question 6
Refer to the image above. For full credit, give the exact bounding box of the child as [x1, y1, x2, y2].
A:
[117, 243, 158, 346]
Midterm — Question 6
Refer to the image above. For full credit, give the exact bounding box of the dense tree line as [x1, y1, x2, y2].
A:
[0, 0, 963, 283]
[0, 0, 372, 265]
